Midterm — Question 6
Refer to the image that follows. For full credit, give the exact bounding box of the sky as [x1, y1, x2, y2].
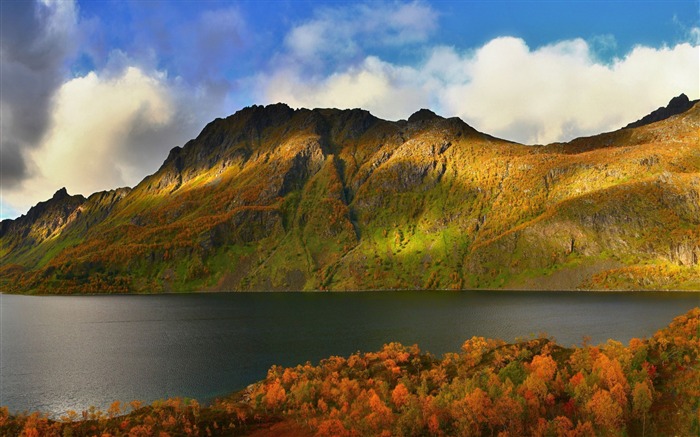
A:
[1, 0, 698, 219]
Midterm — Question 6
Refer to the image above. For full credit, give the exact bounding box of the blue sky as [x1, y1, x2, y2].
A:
[1, 0, 699, 218]
[74, 1, 697, 73]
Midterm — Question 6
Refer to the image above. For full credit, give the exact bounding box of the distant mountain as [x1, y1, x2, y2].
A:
[2, 95, 699, 293]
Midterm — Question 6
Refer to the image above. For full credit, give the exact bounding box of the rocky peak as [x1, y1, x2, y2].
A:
[0, 188, 86, 240]
[52, 187, 70, 200]
[668, 93, 691, 109]
[625, 93, 698, 129]
[312, 107, 380, 143]
[25, 189, 85, 220]
[232, 103, 296, 135]
[408, 108, 442, 124]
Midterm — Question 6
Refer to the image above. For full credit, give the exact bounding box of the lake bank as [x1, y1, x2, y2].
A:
[1, 291, 698, 416]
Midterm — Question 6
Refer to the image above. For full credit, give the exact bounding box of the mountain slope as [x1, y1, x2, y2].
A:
[1, 97, 698, 293]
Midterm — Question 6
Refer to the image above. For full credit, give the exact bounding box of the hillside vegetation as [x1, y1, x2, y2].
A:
[1, 97, 699, 293]
[3, 307, 698, 436]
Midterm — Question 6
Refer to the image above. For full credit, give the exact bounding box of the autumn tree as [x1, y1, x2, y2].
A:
[632, 381, 652, 437]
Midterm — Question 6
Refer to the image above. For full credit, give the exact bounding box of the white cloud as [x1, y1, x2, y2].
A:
[261, 57, 428, 120]
[283, 1, 437, 69]
[260, 35, 700, 145]
[37, 67, 171, 188]
[3, 65, 227, 213]
[2, 67, 170, 211]
[691, 27, 700, 44]
[588, 34, 618, 58]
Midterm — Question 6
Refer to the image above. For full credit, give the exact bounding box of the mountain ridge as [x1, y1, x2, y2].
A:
[624, 93, 699, 129]
[2, 95, 698, 293]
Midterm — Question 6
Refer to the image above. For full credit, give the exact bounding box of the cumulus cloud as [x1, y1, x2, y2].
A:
[2, 64, 227, 213]
[2, 3, 239, 216]
[260, 34, 699, 145]
[262, 57, 428, 120]
[0, 0, 78, 189]
[449, 38, 699, 143]
[257, 1, 698, 143]
[37, 68, 172, 190]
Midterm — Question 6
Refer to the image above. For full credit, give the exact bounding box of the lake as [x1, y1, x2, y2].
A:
[1, 291, 697, 416]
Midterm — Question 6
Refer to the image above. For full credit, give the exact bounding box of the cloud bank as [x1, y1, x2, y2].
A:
[260, 35, 699, 145]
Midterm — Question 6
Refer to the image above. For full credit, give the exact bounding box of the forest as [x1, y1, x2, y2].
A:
[2, 307, 697, 436]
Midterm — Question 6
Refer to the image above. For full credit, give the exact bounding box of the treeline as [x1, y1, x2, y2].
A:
[2, 308, 697, 436]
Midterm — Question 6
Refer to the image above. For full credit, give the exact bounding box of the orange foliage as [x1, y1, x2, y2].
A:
[390, 383, 409, 409]
[1, 308, 698, 436]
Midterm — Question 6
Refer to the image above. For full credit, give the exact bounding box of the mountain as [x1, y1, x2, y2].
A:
[1, 96, 699, 293]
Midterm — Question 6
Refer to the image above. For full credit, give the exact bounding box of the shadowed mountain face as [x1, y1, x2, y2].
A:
[2, 96, 699, 293]
[625, 93, 699, 129]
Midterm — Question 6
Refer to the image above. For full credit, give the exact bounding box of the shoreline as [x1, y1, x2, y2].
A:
[3, 287, 700, 296]
[2, 307, 698, 435]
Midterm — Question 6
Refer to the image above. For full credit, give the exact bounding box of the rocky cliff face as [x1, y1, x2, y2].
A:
[1, 188, 84, 242]
[2, 96, 698, 293]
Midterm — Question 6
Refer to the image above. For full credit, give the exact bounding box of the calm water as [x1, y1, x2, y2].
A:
[1, 291, 697, 415]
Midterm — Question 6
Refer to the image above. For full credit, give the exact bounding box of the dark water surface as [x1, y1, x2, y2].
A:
[1, 291, 697, 415]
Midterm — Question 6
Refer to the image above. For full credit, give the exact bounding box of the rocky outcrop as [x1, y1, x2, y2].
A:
[669, 241, 700, 267]
[278, 139, 326, 196]
[408, 108, 442, 124]
[625, 94, 698, 128]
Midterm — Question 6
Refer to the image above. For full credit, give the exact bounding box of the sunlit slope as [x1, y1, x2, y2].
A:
[0, 188, 129, 283]
[1, 99, 698, 293]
